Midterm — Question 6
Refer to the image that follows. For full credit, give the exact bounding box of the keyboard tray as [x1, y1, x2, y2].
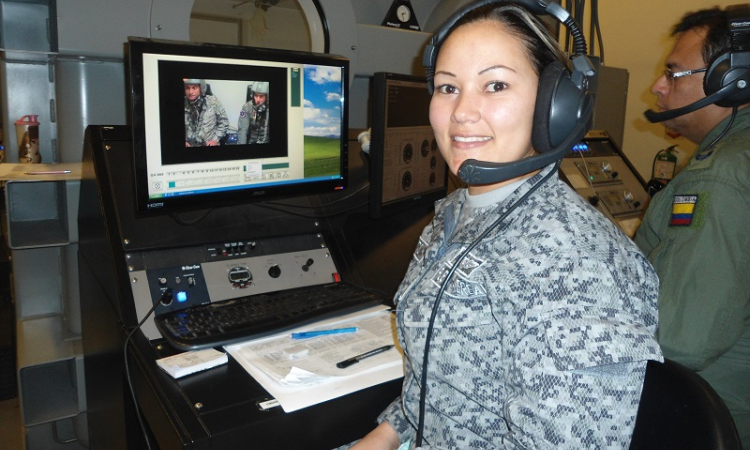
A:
[154, 282, 388, 350]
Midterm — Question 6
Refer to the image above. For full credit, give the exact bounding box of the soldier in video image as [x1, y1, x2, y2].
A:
[184, 78, 229, 147]
[237, 81, 270, 145]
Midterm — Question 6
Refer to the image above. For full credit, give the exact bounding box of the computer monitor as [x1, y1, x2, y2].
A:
[127, 37, 349, 214]
[369, 72, 448, 219]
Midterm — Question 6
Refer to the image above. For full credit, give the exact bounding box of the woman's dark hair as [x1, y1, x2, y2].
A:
[447, 3, 569, 75]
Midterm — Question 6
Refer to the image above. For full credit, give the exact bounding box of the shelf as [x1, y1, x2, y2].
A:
[16, 315, 83, 426]
[2, 170, 81, 249]
[25, 415, 89, 449]
[0, 59, 59, 164]
[16, 315, 80, 377]
[0, 0, 58, 53]
[0, 48, 55, 63]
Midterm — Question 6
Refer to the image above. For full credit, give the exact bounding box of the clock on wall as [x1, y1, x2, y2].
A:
[382, 0, 421, 31]
[397, 5, 411, 23]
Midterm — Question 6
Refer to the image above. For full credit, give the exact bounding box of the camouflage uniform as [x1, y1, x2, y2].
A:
[237, 100, 269, 144]
[380, 163, 662, 449]
[184, 94, 229, 147]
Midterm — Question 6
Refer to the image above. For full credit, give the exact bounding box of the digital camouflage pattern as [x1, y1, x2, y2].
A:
[380, 164, 662, 450]
[184, 94, 229, 147]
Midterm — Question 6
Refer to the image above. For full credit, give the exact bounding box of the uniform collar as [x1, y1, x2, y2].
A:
[440, 163, 558, 243]
[695, 105, 750, 159]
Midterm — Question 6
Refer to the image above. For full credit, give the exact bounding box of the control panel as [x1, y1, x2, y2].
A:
[559, 131, 649, 237]
[127, 233, 341, 340]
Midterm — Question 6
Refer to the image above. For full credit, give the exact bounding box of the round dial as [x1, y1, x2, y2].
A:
[402, 171, 412, 191]
[228, 266, 252, 288]
[397, 5, 411, 23]
[403, 144, 413, 164]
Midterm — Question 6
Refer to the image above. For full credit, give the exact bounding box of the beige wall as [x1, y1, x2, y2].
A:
[595, 0, 739, 179]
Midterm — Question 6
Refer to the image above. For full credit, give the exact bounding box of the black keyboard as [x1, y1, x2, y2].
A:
[154, 282, 388, 350]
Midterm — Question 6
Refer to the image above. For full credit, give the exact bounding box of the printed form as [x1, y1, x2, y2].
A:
[224, 306, 404, 412]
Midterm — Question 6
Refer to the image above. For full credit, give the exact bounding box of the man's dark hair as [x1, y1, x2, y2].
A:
[672, 7, 732, 66]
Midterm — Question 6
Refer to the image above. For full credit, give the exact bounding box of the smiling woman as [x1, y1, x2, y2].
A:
[429, 18, 540, 195]
[344, 2, 663, 450]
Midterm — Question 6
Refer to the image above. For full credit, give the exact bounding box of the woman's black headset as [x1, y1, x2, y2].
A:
[422, 0, 596, 186]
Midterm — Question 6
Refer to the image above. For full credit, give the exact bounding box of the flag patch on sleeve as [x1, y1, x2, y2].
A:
[670, 194, 699, 226]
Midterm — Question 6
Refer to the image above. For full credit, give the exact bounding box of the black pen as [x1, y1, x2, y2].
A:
[336, 345, 394, 369]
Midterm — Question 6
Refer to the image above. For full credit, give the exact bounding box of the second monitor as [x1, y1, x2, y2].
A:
[369, 73, 448, 219]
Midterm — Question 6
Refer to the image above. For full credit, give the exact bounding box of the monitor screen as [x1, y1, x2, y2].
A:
[127, 37, 349, 214]
[369, 73, 448, 219]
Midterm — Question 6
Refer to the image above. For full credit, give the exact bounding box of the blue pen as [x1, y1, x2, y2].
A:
[291, 327, 357, 339]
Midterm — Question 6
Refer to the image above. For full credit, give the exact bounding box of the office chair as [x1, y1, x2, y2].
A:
[629, 358, 742, 450]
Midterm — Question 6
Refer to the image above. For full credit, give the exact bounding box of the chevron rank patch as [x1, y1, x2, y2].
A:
[670, 194, 699, 227]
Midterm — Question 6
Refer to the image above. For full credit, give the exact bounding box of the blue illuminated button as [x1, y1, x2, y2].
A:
[176, 291, 188, 303]
[572, 143, 589, 153]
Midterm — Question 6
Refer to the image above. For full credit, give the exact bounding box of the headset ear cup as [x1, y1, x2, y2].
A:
[533, 61, 592, 154]
[705, 51, 731, 98]
[532, 61, 567, 154]
[704, 51, 750, 107]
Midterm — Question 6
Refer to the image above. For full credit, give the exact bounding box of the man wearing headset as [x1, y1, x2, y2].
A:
[635, 6, 750, 447]
[238, 81, 270, 145]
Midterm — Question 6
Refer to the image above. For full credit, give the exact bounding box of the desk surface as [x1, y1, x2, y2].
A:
[130, 332, 402, 450]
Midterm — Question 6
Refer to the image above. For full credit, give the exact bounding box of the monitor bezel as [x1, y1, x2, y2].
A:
[128, 37, 349, 216]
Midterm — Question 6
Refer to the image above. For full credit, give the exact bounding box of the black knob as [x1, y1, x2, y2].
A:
[159, 289, 174, 306]
[268, 265, 281, 278]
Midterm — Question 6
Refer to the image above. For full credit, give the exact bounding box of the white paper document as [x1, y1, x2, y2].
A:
[224, 306, 404, 412]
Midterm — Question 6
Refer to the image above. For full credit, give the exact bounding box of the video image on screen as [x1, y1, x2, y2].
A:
[182, 78, 270, 147]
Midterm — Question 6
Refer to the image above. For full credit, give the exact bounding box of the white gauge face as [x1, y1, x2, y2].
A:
[397, 5, 411, 23]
